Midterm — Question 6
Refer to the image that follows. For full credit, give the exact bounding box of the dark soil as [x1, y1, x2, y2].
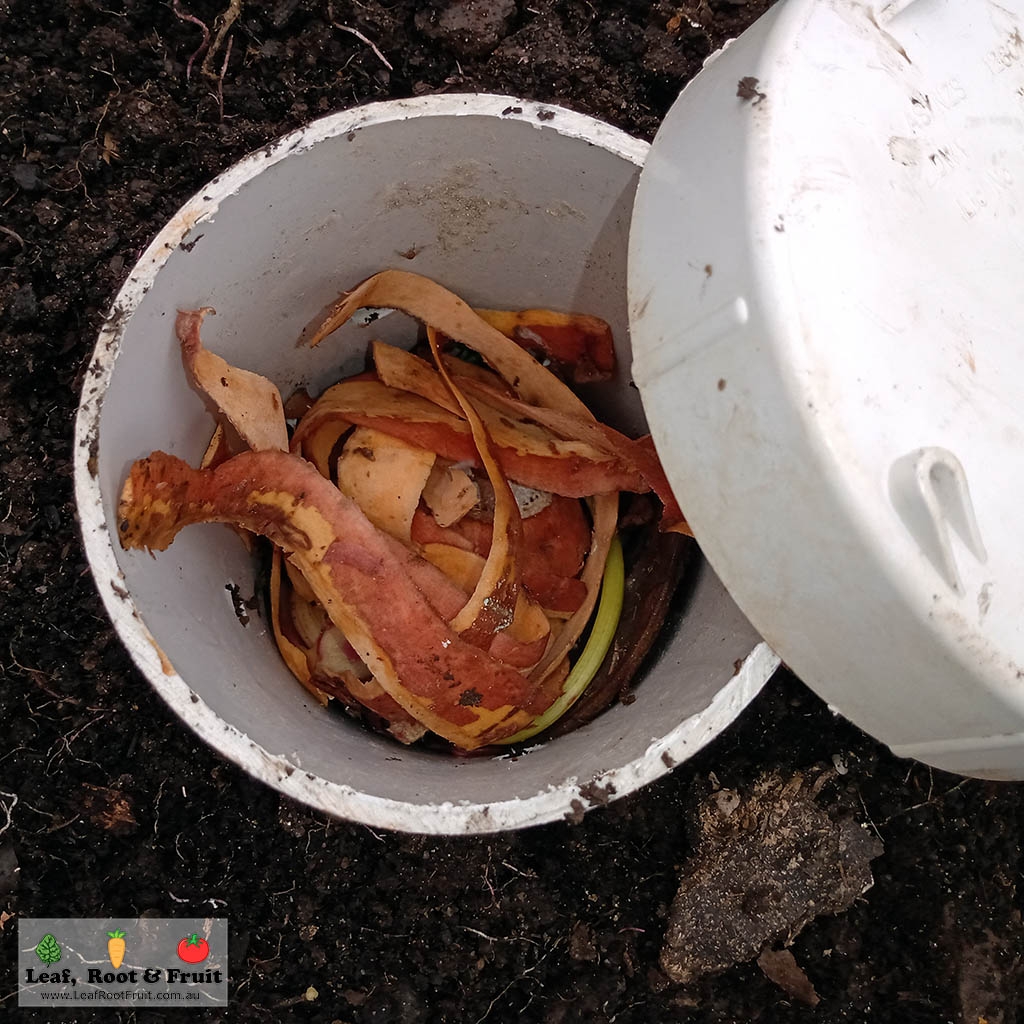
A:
[1, 1, 1022, 1021]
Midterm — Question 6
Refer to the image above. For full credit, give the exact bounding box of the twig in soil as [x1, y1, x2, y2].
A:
[473, 938, 559, 1024]
[856, 788, 884, 844]
[474, 979, 518, 1024]
[303, 820, 328, 855]
[481, 849, 498, 907]
[0, 790, 18, 837]
[609, 1000, 647, 1023]
[333, 24, 393, 71]
[214, 34, 234, 122]
[881, 778, 967, 825]
[171, 0, 211, 81]
[200, 0, 243, 79]
[20, 801, 56, 821]
[8, 643, 64, 700]
[0, 225, 25, 248]
[152, 778, 166, 836]
[327, 3, 393, 71]
[234, 933, 283, 996]
[90, 57, 121, 134]
[45, 712, 110, 772]
[461, 925, 539, 946]
[500, 859, 537, 879]
[35, 814, 81, 836]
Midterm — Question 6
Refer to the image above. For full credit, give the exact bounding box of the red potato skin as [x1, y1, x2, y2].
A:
[371, 341, 688, 534]
[117, 450, 551, 747]
[176, 309, 290, 454]
[425, 324, 524, 651]
[474, 314, 617, 384]
[293, 381, 646, 499]
[373, 525, 547, 668]
[512, 322, 615, 382]
[520, 570, 588, 615]
[411, 497, 591, 613]
[309, 272, 623, 694]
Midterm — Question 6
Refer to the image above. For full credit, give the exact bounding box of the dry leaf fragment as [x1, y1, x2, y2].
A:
[757, 947, 820, 1006]
[101, 131, 120, 164]
[79, 783, 138, 834]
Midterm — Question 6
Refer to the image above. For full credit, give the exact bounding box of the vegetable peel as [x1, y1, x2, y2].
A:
[293, 379, 644, 498]
[125, 274, 690, 749]
[501, 533, 625, 742]
[118, 450, 547, 748]
[474, 307, 616, 384]
[177, 308, 289, 453]
[425, 324, 522, 646]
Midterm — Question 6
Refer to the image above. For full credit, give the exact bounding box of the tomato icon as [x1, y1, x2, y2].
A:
[176, 933, 210, 964]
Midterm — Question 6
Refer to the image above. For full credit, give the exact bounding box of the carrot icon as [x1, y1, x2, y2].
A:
[106, 930, 126, 969]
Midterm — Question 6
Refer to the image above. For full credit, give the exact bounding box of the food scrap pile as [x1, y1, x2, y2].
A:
[117, 271, 689, 750]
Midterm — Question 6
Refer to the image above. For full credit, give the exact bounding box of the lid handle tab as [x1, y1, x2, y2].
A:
[889, 447, 988, 595]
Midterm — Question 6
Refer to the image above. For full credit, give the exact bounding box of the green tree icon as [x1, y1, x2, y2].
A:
[35, 934, 62, 965]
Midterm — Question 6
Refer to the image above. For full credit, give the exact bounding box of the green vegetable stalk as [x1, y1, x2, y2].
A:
[500, 534, 625, 744]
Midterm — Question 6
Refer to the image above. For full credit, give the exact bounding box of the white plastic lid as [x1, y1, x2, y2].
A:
[628, 0, 1024, 779]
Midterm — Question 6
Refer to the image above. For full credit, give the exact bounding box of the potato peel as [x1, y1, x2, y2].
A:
[292, 379, 644, 498]
[177, 308, 289, 453]
[371, 337, 687, 532]
[311, 270, 621, 693]
[310, 270, 594, 417]
[335, 426, 436, 545]
[421, 463, 479, 528]
[426, 325, 522, 647]
[529, 492, 618, 687]
[459, 378, 690, 535]
[126, 272, 690, 749]
[269, 548, 328, 705]
[118, 449, 546, 748]
[474, 307, 616, 383]
[311, 271, 621, 690]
